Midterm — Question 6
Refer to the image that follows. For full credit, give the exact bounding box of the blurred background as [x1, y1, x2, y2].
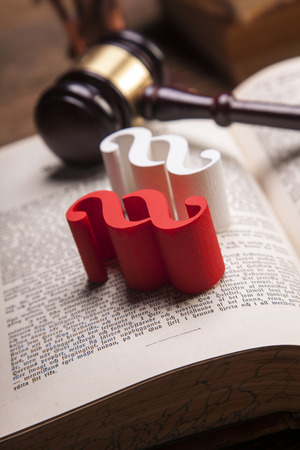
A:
[2, 0, 300, 148]
[4, 0, 300, 149]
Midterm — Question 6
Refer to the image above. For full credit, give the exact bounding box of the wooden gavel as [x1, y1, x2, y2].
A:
[35, 30, 300, 166]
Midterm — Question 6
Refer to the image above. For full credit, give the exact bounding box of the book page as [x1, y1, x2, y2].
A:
[1, 131, 300, 439]
[231, 57, 300, 256]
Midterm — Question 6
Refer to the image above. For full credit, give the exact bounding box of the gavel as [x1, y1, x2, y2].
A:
[35, 30, 300, 166]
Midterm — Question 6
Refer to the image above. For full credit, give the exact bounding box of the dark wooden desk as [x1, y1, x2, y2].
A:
[1, 1, 299, 449]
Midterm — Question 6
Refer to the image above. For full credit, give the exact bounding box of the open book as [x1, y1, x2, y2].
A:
[1, 57, 300, 449]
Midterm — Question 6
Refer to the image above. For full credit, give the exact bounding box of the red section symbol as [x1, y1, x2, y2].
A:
[66, 189, 225, 294]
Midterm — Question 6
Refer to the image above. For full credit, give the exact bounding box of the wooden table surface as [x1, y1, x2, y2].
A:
[1, 1, 299, 449]
[0, 0, 70, 147]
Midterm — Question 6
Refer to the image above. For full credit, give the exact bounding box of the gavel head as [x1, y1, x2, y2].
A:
[35, 30, 165, 166]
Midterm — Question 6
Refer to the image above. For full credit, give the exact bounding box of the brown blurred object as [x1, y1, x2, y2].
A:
[41, 0, 164, 58]
[161, 0, 300, 83]
[42, 0, 125, 57]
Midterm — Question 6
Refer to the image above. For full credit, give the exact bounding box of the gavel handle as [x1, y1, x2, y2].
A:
[138, 85, 300, 130]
